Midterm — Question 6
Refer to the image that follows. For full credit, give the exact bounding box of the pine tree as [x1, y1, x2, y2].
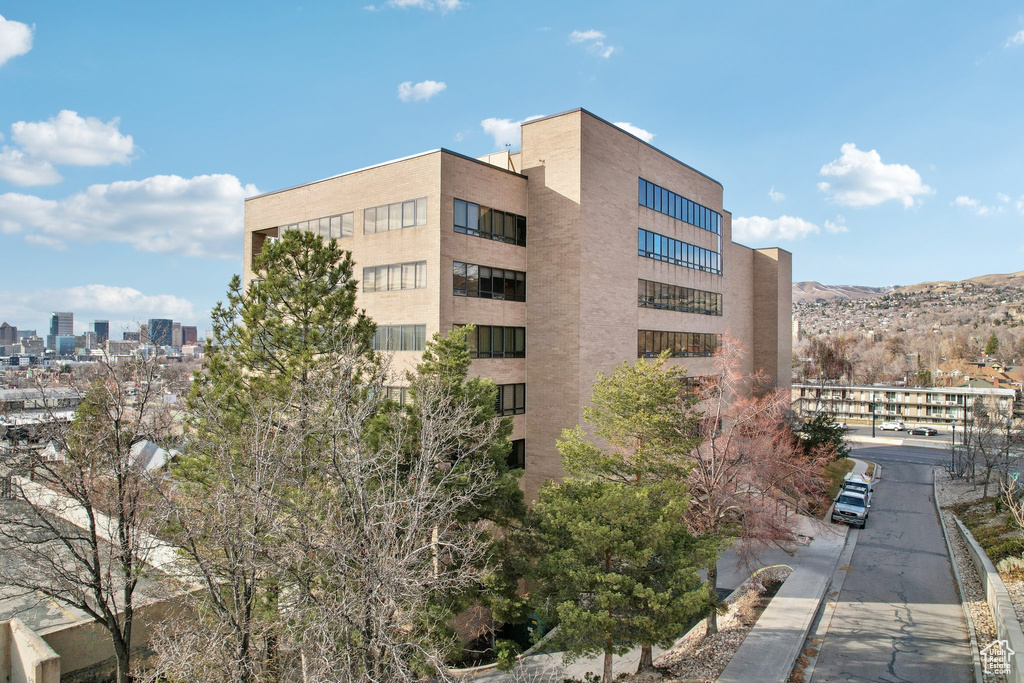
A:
[986, 332, 1000, 356]
[525, 354, 710, 682]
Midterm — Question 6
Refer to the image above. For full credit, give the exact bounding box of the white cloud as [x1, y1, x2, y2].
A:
[385, 0, 463, 12]
[0, 147, 61, 186]
[612, 122, 654, 142]
[569, 29, 615, 58]
[768, 186, 785, 202]
[818, 143, 932, 208]
[24, 234, 67, 250]
[397, 80, 447, 102]
[480, 115, 545, 150]
[1017, 195, 1024, 214]
[1006, 29, 1024, 48]
[997, 192, 1011, 203]
[569, 29, 605, 42]
[0, 285, 197, 335]
[0, 15, 33, 67]
[824, 216, 849, 233]
[0, 173, 259, 258]
[733, 215, 820, 242]
[951, 194, 1001, 216]
[11, 110, 135, 166]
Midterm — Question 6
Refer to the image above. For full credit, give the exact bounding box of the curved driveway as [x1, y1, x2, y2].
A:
[811, 444, 972, 682]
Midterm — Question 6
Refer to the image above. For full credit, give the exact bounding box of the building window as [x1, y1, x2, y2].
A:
[638, 229, 721, 275]
[384, 385, 410, 405]
[637, 330, 720, 358]
[638, 178, 721, 235]
[372, 324, 427, 351]
[453, 261, 526, 302]
[455, 324, 526, 359]
[454, 198, 526, 247]
[280, 212, 354, 239]
[363, 198, 427, 234]
[363, 261, 427, 292]
[508, 438, 525, 469]
[638, 279, 722, 316]
[495, 383, 526, 416]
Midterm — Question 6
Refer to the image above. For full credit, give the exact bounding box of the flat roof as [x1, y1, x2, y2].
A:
[522, 108, 724, 189]
[246, 147, 527, 202]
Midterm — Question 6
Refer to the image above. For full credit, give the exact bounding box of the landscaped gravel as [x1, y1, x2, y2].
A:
[934, 468, 1008, 683]
[653, 566, 792, 683]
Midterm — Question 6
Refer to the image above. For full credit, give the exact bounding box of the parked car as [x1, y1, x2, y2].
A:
[909, 426, 938, 436]
[831, 489, 870, 528]
[841, 473, 874, 505]
[879, 421, 905, 431]
[835, 421, 849, 431]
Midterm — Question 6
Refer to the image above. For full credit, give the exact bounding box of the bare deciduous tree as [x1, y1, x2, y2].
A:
[684, 337, 830, 635]
[0, 356, 172, 683]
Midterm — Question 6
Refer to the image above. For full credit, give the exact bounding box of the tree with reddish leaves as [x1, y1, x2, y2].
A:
[683, 337, 831, 635]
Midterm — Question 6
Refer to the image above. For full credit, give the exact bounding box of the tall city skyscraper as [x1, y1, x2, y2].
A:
[182, 325, 198, 345]
[148, 319, 173, 347]
[172, 321, 182, 348]
[47, 311, 73, 351]
[94, 320, 109, 345]
[0, 322, 17, 347]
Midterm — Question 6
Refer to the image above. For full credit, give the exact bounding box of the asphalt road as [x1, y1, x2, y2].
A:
[811, 444, 972, 682]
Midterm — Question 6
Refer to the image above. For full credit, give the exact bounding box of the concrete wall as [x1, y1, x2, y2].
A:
[954, 517, 1024, 682]
[1, 618, 60, 683]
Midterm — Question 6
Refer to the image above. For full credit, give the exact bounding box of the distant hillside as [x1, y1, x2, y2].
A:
[897, 270, 1024, 294]
[792, 282, 896, 302]
[793, 270, 1024, 301]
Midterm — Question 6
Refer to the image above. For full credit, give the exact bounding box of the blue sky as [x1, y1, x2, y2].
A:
[1, 1, 1022, 336]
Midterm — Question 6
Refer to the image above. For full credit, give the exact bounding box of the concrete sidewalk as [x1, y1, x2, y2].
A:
[716, 458, 867, 683]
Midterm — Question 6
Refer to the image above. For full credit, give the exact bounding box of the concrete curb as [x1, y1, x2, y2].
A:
[953, 515, 1024, 682]
[933, 470, 984, 683]
[848, 435, 949, 451]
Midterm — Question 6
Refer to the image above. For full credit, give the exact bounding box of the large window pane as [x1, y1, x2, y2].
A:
[402, 201, 415, 228]
[515, 271, 526, 301]
[402, 262, 415, 290]
[375, 206, 388, 233]
[415, 325, 425, 350]
[466, 325, 478, 357]
[516, 215, 527, 246]
[515, 385, 525, 413]
[504, 327, 515, 358]
[504, 213, 516, 242]
[453, 262, 467, 294]
[375, 266, 387, 292]
[342, 212, 353, 237]
[478, 267, 492, 298]
[389, 264, 402, 291]
[478, 326, 491, 358]
[388, 203, 402, 231]
[479, 208, 491, 236]
[401, 325, 415, 350]
[492, 327, 504, 357]
[466, 264, 479, 296]
[454, 199, 467, 228]
[467, 203, 479, 231]
[363, 267, 375, 292]
[416, 198, 426, 225]
[330, 215, 341, 239]
[416, 261, 426, 288]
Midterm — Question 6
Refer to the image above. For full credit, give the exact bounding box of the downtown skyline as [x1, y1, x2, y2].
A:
[1, 1, 1023, 334]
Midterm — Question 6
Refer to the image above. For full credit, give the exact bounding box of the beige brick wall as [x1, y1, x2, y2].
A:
[242, 109, 792, 502]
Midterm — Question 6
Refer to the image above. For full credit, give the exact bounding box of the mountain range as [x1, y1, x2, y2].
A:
[793, 270, 1024, 302]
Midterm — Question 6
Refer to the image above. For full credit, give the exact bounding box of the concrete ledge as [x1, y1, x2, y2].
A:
[933, 472, 984, 683]
[954, 516, 1024, 682]
[1, 617, 61, 683]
